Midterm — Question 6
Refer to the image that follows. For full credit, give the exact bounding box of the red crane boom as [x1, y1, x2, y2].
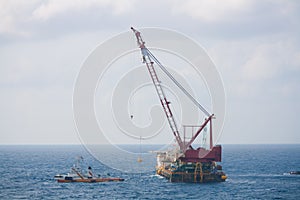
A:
[131, 27, 184, 150]
[131, 27, 215, 155]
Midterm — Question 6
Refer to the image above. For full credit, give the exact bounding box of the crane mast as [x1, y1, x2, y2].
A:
[131, 27, 214, 153]
[131, 27, 184, 150]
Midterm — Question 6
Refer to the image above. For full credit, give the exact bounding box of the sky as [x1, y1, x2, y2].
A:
[0, 0, 299, 144]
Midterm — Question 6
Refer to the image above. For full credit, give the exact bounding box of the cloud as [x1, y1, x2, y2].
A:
[31, 0, 135, 21]
[242, 43, 281, 81]
[1, 0, 298, 41]
[0, 0, 39, 36]
[170, 0, 299, 24]
[0, 30, 109, 87]
[170, 0, 252, 22]
[0, 0, 299, 144]
[242, 40, 300, 81]
[205, 33, 300, 103]
[0, 86, 78, 144]
[0, 0, 136, 38]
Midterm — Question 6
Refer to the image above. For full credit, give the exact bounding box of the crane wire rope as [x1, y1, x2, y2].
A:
[145, 48, 210, 117]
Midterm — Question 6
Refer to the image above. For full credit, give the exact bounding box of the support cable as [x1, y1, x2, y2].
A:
[146, 49, 210, 117]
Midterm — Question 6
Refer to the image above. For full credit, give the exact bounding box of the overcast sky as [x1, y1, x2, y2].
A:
[0, 0, 299, 144]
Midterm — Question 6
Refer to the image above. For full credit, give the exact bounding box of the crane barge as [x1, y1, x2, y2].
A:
[131, 27, 227, 183]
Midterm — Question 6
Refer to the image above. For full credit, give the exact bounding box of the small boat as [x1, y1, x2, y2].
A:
[54, 156, 124, 183]
[289, 171, 300, 175]
[56, 176, 125, 183]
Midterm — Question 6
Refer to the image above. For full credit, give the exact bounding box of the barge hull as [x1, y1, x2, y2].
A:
[156, 161, 227, 183]
[158, 169, 226, 183]
[57, 178, 124, 183]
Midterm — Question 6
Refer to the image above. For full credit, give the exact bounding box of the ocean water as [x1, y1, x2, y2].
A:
[0, 144, 299, 199]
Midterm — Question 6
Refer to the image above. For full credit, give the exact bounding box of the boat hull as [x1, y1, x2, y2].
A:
[156, 161, 227, 183]
[57, 178, 124, 183]
[157, 168, 226, 183]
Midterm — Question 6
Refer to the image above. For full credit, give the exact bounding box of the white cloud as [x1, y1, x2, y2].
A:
[242, 41, 300, 81]
[205, 35, 300, 101]
[0, 0, 39, 36]
[171, 0, 252, 22]
[291, 51, 300, 70]
[170, 0, 300, 29]
[0, 0, 135, 36]
[32, 0, 135, 21]
[242, 44, 280, 80]
[0, 86, 78, 144]
[0, 0, 299, 144]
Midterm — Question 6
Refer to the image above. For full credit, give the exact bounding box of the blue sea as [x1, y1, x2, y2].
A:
[0, 144, 299, 199]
